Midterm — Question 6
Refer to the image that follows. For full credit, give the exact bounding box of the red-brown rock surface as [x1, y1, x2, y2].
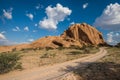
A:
[61, 23, 105, 45]
[0, 23, 106, 52]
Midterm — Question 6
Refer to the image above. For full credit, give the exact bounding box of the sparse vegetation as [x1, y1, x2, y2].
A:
[45, 47, 54, 51]
[0, 46, 99, 72]
[67, 51, 82, 55]
[12, 48, 17, 52]
[0, 52, 22, 74]
[69, 45, 81, 49]
[71, 47, 120, 80]
[115, 43, 120, 48]
[40, 52, 56, 58]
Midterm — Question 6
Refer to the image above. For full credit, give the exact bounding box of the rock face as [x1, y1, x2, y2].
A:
[61, 23, 105, 46]
[29, 23, 105, 48]
[0, 23, 106, 52]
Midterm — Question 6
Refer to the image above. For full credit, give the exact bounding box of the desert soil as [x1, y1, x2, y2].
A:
[0, 48, 107, 80]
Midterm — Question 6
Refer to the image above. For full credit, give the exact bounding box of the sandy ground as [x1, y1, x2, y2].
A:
[0, 48, 107, 80]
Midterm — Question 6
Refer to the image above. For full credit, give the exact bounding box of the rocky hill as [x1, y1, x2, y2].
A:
[61, 23, 105, 45]
[0, 23, 106, 52]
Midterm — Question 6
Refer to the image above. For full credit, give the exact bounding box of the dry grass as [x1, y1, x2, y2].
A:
[18, 47, 98, 69]
[99, 47, 120, 63]
[0, 47, 98, 74]
[71, 47, 120, 80]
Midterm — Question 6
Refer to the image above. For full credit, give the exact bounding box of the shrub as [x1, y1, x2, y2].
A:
[83, 48, 90, 53]
[69, 45, 81, 49]
[49, 53, 56, 57]
[40, 53, 56, 58]
[69, 51, 82, 55]
[115, 43, 120, 48]
[12, 48, 16, 52]
[58, 47, 66, 50]
[40, 53, 49, 58]
[45, 47, 53, 51]
[0, 52, 22, 74]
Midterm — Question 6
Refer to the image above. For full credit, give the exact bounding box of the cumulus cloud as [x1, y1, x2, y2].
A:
[83, 3, 88, 9]
[70, 22, 75, 25]
[39, 3, 72, 30]
[26, 13, 34, 20]
[0, 33, 6, 39]
[12, 26, 20, 31]
[3, 8, 13, 19]
[24, 26, 29, 31]
[106, 31, 120, 45]
[28, 39, 34, 42]
[94, 3, 120, 31]
[107, 32, 114, 43]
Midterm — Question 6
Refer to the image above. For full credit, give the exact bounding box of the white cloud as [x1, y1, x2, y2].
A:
[0, 33, 6, 39]
[3, 8, 13, 19]
[0, 33, 18, 45]
[94, 3, 120, 31]
[26, 13, 34, 20]
[28, 39, 34, 42]
[1, 31, 6, 34]
[106, 31, 120, 45]
[39, 3, 72, 30]
[33, 30, 37, 32]
[70, 22, 75, 25]
[107, 32, 114, 43]
[24, 26, 29, 31]
[116, 33, 119, 36]
[34, 24, 38, 27]
[12, 26, 20, 31]
[83, 3, 88, 9]
[0, 39, 17, 45]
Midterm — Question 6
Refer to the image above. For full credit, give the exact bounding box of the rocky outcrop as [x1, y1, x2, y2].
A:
[61, 23, 105, 46]
[0, 23, 106, 52]
[30, 36, 82, 49]
[30, 23, 105, 49]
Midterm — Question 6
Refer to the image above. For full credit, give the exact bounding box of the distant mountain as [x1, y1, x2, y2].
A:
[0, 23, 106, 52]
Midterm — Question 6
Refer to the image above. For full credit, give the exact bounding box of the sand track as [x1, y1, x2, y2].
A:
[0, 48, 107, 80]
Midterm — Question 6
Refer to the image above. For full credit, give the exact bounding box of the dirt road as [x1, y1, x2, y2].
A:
[0, 48, 107, 80]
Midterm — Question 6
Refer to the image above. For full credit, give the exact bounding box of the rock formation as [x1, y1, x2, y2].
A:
[0, 23, 106, 52]
[23, 23, 105, 49]
[61, 23, 105, 46]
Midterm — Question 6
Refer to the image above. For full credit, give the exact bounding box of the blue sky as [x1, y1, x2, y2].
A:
[0, 0, 120, 45]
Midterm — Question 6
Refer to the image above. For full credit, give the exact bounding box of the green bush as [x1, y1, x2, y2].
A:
[0, 52, 22, 74]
